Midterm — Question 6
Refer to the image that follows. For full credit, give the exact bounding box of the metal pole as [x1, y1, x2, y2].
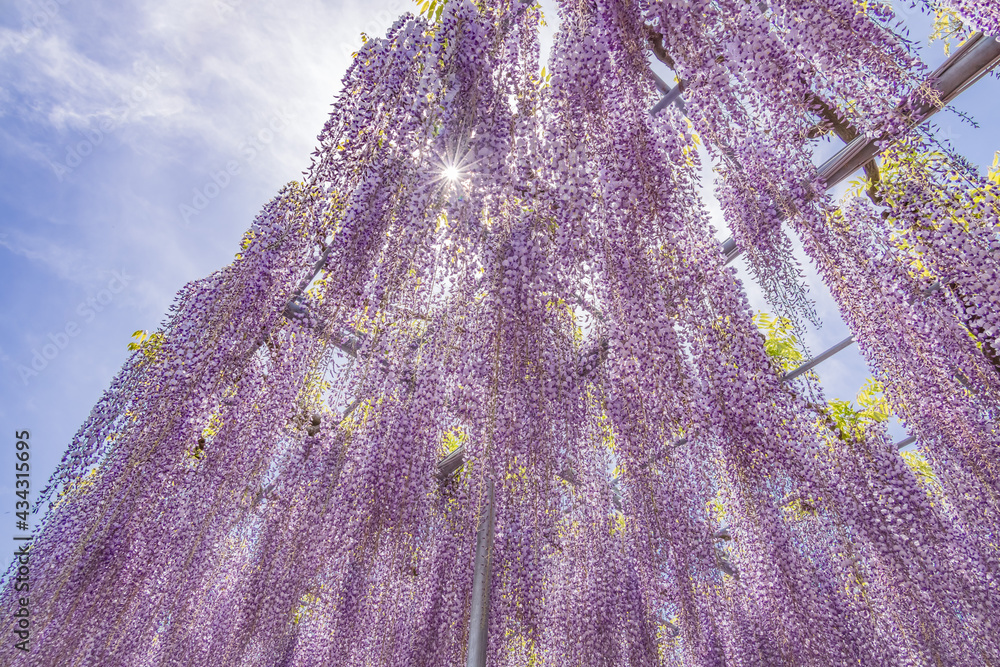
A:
[466, 479, 496, 667]
[438, 446, 466, 479]
[782, 336, 855, 382]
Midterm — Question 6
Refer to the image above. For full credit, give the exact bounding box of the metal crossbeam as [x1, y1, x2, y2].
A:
[782, 336, 855, 382]
[438, 446, 466, 479]
[781, 337, 922, 449]
[436, 327, 925, 476]
[820, 32, 1000, 187]
[650, 81, 686, 115]
[711, 32, 1000, 264]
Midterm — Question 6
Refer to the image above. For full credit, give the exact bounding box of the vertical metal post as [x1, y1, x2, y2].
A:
[466, 479, 495, 667]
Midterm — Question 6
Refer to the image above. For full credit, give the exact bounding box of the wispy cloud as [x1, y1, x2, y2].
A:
[1, 0, 403, 183]
[0, 227, 102, 285]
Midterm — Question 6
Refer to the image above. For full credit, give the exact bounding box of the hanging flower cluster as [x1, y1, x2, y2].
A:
[945, 0, 1000, 36]
[3, 0, 998, 665]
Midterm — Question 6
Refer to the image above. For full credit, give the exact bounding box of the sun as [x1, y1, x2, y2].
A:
[417, 139, 480, 195]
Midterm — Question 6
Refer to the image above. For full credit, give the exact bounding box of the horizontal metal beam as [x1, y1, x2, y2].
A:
[782, 336, 855, 382]
[433, 284, 956, 477]
[650, 81, 686, 115]
[438, 447, 578, 485]
[438, 446, 466, 479]
[821, 32, 1000, 187]
[710, 31, 1000, 264]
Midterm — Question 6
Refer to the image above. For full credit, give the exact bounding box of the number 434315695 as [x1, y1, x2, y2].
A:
[15, 430, 30, 525]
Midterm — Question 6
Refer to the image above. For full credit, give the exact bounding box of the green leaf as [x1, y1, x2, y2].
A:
[901, 450, 937, 486]
[855, 378, 890, 424]
[824, 378, 891, 440]
[753, 312, 803, 372]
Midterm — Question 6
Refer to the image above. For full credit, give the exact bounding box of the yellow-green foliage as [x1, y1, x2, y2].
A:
[827, 379, 890, 440]
[847, 142, 999, 260]
[901, 450, 941, 495]
[929, 6, 969, 56]
[298, 373, 332, 413]
[782, 492, 823, 521]
[707, 489, 726, 524]
[56, 468, 99, 507]
[414, 0, 445, 22]
[202, 412, 224, 439]
[127, 329, 165, 364]
[610, 512, 627, 536]
[752, 312, 803, 372]
[292, 589, 322, 625]
[989, 151, 1000, 187]
[441, 425, 467, 455]
[186, 412, 225, 462]
[534, 66, 551, 90]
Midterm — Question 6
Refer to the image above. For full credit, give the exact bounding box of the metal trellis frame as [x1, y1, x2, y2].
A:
[262, 31, 999, 657]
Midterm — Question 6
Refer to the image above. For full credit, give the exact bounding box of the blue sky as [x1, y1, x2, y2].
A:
[0, 0, 997, 546]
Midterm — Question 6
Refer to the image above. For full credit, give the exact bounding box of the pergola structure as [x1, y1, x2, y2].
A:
[276, 32, 1000, 665]
[9, 2, 1000, 664]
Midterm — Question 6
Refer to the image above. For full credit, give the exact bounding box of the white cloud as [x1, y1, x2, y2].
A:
[0, 0, 418, 181]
